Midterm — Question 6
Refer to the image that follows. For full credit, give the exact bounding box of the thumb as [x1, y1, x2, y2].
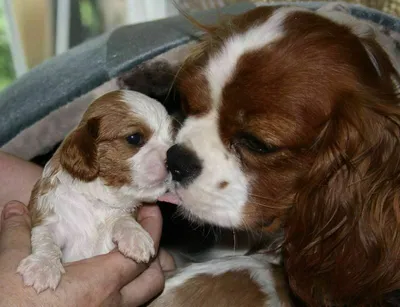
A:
[0, 201, 31, 256]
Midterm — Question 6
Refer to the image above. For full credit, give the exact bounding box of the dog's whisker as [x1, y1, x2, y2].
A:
[250, 200, 292, 210]
[248, 192, 288, 202]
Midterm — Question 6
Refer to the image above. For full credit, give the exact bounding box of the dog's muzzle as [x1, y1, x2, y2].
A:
[166, 144, 202, 185]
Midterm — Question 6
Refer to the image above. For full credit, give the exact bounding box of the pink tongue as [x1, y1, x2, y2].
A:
[157, 192, 181, 205]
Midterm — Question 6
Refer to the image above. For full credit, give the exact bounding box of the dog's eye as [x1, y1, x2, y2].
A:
[238, 133, 278, 154]
[126, 133, 144, 146]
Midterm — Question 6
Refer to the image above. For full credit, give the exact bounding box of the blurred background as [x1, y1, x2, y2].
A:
[0, 0, 398, 91]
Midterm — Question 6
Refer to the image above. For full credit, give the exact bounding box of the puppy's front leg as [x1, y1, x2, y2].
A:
[17, 224, 65, 293]
[112, 216, 155, 263]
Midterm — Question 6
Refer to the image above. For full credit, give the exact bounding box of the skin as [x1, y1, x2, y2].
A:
[0, 151, 42, 205]
[0, 151, 175, 307]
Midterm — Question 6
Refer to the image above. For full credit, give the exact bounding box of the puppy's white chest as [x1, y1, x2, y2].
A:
[57, 213, 116, 263]
[48, 189, 123, 263]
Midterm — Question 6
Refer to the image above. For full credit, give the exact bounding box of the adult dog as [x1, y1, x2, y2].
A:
[152, 3, 400, 306]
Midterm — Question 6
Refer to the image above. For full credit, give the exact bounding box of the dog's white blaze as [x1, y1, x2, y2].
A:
[161, 256, 281, 307]
[174, 8, 302, 228]
[206, 7, 300, 108]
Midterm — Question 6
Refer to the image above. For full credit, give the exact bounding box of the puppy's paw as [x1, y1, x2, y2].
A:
[113, 225, 155, 263]
[17, 255, 65, 293]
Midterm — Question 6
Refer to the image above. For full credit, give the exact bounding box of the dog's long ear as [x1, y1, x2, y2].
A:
[284, 91, 400, 306]
[60, 118, 100, 181]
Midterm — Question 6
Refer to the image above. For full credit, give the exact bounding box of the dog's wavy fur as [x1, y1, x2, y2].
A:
[286, 90, 400, 306]
[172, 6, 400, 306]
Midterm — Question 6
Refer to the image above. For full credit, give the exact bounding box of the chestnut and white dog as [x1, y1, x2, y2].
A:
[152, 3, 400, 307]
[17, 90, 173, 293]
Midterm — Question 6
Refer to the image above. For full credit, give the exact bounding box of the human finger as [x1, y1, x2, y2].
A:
[64, 251, 148, 293]
[120, 258, 164, 307]
[158, 248, 176, 272]
[137, 204, 163, 251]
[0, 201, 31, 258]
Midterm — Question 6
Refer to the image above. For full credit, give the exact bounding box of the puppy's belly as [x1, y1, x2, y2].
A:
[51, 220, 115, 263]
[62, 233, 115, 263]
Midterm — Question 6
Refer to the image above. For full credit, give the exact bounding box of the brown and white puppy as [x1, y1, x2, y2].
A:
[17, 90, 173, 293]
[157, 3, 400, 306]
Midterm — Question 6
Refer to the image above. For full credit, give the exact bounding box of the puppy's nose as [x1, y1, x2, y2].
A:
[166, 144, 202, 184]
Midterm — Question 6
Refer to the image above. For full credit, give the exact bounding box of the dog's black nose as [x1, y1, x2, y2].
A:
[166, 144, 202, 184]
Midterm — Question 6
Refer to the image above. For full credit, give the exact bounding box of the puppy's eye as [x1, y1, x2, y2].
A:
[126, 133, 144, 146]
[238, 133, 278, 154]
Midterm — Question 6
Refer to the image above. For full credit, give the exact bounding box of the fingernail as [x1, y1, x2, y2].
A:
[2, 201, 28, 220]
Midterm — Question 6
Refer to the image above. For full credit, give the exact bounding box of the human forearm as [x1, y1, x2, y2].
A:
[0, 151, 42, 204]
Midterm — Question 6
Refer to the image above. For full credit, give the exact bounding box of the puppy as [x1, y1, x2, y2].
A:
[17, 90, 173, 293]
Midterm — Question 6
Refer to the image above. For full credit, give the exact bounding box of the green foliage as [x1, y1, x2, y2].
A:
[80, 0, 102, 38]
[0, 4, 15, 91]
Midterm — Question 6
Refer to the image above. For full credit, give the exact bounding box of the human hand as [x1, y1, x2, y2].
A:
[0, 200, 174, 307]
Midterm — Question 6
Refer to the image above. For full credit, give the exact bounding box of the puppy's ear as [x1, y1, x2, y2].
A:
[60, 118, 100, 181]
[285, 92, 400, 306]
